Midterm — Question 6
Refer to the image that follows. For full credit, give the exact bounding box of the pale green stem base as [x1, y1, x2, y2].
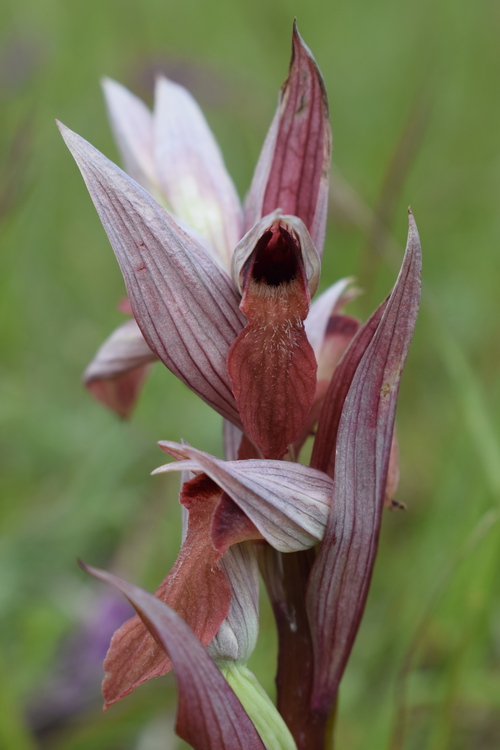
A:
[218, 662, 297, 750]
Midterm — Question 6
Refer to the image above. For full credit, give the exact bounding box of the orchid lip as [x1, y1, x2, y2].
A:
[228, 209, 320, 459]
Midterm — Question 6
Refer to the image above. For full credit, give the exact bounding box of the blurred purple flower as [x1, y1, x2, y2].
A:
[26, 594, 132, 732]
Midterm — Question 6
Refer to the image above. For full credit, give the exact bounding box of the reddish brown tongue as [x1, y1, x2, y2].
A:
[227, 225, 317, 459]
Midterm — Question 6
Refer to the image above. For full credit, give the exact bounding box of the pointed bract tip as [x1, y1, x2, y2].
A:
[150, 463, 182, 475]
[56, 121, 78, 148]
[101, 76, 123, 98]
[292, 20, 303, 52]
[291, 16, 318, 68]
[78, 559, 105, 580]
[155, 74, 176, 89]
[407, 208, 420, 246]
[292, 18, 306, 50]
[101, 75, 116, 88]
[77, 557, 88, 573]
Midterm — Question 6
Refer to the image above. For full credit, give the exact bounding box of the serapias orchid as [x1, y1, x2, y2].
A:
[79, 24, 338, 441]
[60, 21, 421, 750]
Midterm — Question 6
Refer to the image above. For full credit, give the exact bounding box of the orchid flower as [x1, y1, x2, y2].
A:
[60, 21, 421, 750]
[79, 24, 356, 434]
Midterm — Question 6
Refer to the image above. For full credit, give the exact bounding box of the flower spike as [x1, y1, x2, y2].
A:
[60, 23, 423, 745]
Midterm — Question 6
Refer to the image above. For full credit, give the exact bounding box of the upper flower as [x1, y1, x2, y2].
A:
[66, 22, 358, 464]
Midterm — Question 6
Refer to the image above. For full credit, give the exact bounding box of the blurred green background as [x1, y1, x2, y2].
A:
[2, 0, 500, 747]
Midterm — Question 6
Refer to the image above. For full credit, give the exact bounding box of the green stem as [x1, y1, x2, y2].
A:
[219, 662, 297, 750]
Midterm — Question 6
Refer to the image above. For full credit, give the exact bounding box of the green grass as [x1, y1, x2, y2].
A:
[2, 0, 500, 747]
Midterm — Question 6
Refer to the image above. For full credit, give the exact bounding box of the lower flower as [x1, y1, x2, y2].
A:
[102, 445, 334, 707]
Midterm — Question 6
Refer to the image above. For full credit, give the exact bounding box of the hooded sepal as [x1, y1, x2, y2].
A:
[101, 474, 232, 708]
[307, 210, 421, 712]
[58, 123, 246, 426]
[82, 563, 265, 750]
[244, 21, 332, 255]
[154, 442, 334, 552]
[228, 212, 320, 459]
[83, 318, 156, 417]
[232, 211, 320, 297]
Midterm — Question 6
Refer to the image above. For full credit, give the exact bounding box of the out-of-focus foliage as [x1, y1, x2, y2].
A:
[1, 0, 500, 747]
